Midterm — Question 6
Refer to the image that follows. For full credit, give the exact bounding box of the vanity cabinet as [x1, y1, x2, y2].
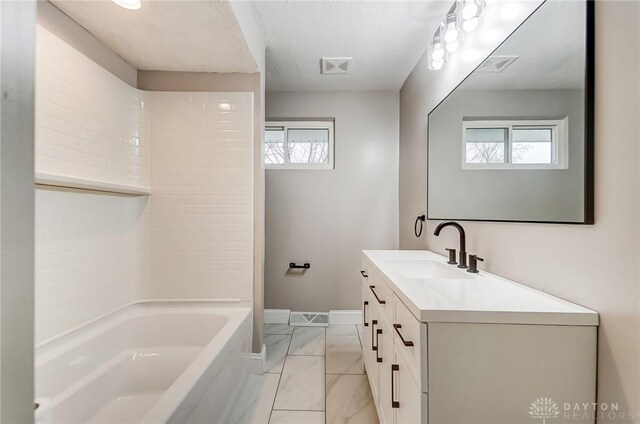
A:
[362, 265, 428, 424]
[361, 251, 598, 424]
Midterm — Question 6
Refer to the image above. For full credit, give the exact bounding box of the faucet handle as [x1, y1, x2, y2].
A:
[445, 248, 457, 265]
[467, 255, 484, 273]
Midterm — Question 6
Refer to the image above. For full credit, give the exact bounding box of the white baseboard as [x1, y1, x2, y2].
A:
[250, 343, 266, 375]
[329, 310, 362, 325]
[264, 309, 290, 324]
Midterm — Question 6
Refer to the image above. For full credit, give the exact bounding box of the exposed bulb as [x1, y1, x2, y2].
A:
[444, 21, 459, 43]
[463, 16, 480, 32]
[112, 0, 141, 10]
[445, 39, 460, 53]
[432, 47, 445, 61]
[462, 2, 479, 20]
[432, 35, 445, 61]
[431, 59, 445, 70]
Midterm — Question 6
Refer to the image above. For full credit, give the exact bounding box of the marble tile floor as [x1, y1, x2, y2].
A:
[230, 324, 379, 424]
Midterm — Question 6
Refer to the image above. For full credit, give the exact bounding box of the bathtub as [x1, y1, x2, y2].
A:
[35, 301, 253, 424]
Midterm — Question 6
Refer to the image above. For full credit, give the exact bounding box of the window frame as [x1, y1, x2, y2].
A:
[461, 118, 568, 170]
[265, 120, 335, 170]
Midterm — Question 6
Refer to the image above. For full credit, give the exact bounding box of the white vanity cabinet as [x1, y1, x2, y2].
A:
[361, 250, 599, 424]
[362, 266, 428, 424]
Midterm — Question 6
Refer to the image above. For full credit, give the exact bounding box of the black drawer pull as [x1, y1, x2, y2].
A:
[360, 270, 368, 277]
[375, 329, 382, 363]
[393, 324, 414, 347]
[391, 364, 400, 408]
[371, 320, 378, 351]
[363, 301, 369, 327]
[369, 285, 386, 304]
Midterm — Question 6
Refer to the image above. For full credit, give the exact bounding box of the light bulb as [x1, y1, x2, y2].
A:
[462, 2, 478, 20]
[112, 0, 141, 10]
[444, 22, 459, 43]
[446, 39, 460, 53]
[432, 59, 445, 70]
[432, 47, 445, 61]
[463, 16, 479, 32]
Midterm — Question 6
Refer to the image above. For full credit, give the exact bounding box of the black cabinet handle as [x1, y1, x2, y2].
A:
[290, 262, 310, 269]
[371, 320, 378, 351]
[393, 324, 414, 347]
[391, 364, 400, 408]
[369, 285, 386, 304]
[363, 301, 369, 327]
[375, 329, 382, 363]
[360, 270, 368, 277]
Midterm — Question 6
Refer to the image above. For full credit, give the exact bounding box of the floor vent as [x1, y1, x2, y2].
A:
[289, 312, 329, 327]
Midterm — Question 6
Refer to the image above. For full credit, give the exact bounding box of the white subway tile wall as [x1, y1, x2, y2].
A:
[34, 28, 255, 343]
[35, 27, 152, 344]
[35, 27, 150, 188]
[148, 92, 254, 301]
[35, 189, 150, 343]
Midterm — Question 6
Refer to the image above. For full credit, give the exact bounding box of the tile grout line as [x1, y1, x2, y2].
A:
[267, 330, 294, 424]
[268, 324, 363, 423]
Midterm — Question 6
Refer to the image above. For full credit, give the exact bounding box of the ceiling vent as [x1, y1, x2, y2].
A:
[321, 57, 352, 74]
[477, 55, 519, 73]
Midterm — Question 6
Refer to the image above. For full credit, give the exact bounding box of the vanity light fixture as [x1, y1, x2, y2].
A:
[112, 0, 141, 10]
[428, 32, 446, 70]
[443, 12, 460, 46]
[459, 0, 485, 32]
[428, 0, 490, 71]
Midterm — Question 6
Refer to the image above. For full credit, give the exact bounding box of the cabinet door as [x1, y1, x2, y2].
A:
[377, 316, 395, 424]
[394, 347, 427, 424]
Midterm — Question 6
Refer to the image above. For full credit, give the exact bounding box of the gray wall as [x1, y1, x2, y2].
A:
[265, 91, 399, 311]
[1, 1, 36, 421]
[400, 1, 640, 418]
[428, 89, 584, 222]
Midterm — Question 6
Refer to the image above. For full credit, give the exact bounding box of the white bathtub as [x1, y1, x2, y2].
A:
[35, 301, 253, 424]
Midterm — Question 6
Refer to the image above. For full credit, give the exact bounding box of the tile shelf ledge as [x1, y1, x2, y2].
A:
[35, 172, 151, 196]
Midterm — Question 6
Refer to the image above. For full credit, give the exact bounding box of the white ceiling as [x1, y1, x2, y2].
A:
[50, 0, 259, 73]
[253, 1, 453, 92]
[462, 1, 586, 91]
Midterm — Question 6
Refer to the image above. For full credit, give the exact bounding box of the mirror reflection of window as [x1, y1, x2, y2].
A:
[511, 128, 553, 164]
[465, 128, 507, 164]
[461, 119, 567, 170]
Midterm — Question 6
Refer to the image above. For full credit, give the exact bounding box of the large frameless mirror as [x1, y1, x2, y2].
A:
[427, 0, 594, 224]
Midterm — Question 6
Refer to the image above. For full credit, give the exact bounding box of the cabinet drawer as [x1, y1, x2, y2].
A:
[394, 295, 428, 392]
[368, 269, 394, 324]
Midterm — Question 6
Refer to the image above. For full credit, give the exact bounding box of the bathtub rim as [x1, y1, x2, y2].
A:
[35, 298, 248, 350]
[35, 299, 253, 423]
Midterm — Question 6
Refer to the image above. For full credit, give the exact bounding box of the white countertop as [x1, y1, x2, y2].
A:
[363, 250, 599, 326]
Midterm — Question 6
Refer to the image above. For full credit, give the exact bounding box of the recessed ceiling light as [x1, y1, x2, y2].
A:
[112, 0, 141, 11]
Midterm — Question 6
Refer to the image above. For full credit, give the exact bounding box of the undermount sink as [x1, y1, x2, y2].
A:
[386, 259, 474, 280]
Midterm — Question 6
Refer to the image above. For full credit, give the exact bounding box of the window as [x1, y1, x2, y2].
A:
[462, 118, 568, 170]
[265, 120, 334, 169]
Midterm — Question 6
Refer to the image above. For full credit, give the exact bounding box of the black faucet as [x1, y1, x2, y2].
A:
[433, 221, 467, 268]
